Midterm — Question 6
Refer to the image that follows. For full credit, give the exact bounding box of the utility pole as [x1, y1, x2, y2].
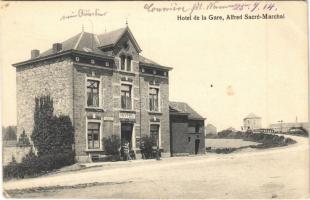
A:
[278, 120, 283, 133]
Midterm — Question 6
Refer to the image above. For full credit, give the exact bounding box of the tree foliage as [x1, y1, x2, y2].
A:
[31, 96, 74, 156]
[2, 126, 17, 141]
[140, 135, 157, 159]
[102, 135, 121, 156]
[17, 130, 31, 147]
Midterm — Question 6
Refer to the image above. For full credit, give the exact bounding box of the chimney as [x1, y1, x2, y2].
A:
[31, 49, 40, 59]
[52, 43, 62, 53]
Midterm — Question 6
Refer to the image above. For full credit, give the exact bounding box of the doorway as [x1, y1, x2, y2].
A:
[195, 139, 200, 154]
[121, 123, 133, 149]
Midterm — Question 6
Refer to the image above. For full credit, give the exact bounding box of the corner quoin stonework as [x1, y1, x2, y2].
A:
[14, 27, 173, 162]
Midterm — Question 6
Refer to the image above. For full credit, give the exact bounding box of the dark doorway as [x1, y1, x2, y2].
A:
[121, 123, 133, 149]
[195, 139, 200, 154]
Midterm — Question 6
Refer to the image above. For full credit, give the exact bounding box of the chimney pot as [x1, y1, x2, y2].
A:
[31, 49, 40, 59]
[52, 43, 62, 53]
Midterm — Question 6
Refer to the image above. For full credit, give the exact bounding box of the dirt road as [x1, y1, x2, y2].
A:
[4, 135, 309, 198]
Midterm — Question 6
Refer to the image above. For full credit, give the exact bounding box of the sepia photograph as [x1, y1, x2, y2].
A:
[0, 1, 309, 199]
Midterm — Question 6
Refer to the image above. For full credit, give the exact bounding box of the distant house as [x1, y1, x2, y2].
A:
[205, 124, 217, 135]
[169, 101, 206, 156]
[242, 113, 262, 131]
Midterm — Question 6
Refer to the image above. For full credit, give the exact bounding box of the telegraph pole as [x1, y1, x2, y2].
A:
[278, 120, 283, 133]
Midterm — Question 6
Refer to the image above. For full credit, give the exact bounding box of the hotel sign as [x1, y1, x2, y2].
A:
[119, 112, 136, 121]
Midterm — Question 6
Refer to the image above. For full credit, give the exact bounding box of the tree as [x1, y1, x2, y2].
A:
[17, 129, 31, 147]
[31, 96, 54, 156]
[31, 95, 74, 157]
[2, 126, 17, 141]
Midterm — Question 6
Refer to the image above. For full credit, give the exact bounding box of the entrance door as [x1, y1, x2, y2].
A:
[121, 123, 133, 149]
[195, 139, 200, 154]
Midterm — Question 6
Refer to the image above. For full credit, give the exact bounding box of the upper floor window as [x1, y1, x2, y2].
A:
[121, 84, 132, 110]
[149, 88, 159, 111]
[120, 55, 126, 71]
[195, 124, 201, 133]
[120, 55, 132, 72]
[87, 79, 99, 107]
[126, 56, 132, 71]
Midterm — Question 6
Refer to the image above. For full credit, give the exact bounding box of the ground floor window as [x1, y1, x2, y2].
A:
[150, 124, 160, 146]
[87, 122, 100, 149]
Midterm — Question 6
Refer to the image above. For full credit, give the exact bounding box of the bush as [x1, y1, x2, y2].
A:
[17, 130, 31, 147]
[3, 96, 76, 180]
[140, 135, 157, 159]
[218, 130, 233, 138]
[3, 149, 75, 180]
[2, 126, 17, 141]
[102, 135, 121, 161]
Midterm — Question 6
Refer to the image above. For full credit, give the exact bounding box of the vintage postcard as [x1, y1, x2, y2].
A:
[1, 1, 309, 199]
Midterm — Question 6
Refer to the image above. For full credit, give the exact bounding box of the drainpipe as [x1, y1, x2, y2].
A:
[139, 66, 142, 146]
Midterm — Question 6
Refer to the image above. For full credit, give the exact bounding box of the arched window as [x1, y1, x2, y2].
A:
[120, 55, 126, 70]
[126, 56, 132, 72]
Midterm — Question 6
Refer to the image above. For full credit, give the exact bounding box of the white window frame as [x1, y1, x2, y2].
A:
[148, 83, 161, 112]
[85, 118, 103, 151]
[118, 55, 133, 73]
[120, 82, 134, 110]
[85, 76, 103, 109]
[149, 122, 161, 148]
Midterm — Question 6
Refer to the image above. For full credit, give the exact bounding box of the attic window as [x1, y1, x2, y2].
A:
[120, 55, 126, 70]
[83, 47, 93, 52]
[123, 42, 129, 50]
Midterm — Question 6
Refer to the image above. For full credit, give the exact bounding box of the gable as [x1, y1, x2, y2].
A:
[99, 27, 142, 55]
[114, 33, 139, 56]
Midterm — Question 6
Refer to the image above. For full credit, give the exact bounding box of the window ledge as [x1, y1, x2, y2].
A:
[118, 70, 136, 76]
[85, 149, 104, 152]
[148, 111, 162, 115]
[85, 107, 104, 112]
[120, 109, 136, 113]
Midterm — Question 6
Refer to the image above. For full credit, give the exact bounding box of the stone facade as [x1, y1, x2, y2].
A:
[170, 115, 206, 156]
[14, 27, 172, 162]
[169, 102, 206, 156]
[16, 57, 74, 142]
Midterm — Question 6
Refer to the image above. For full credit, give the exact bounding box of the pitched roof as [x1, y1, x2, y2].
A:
[169, 101, 205, 120]
[40, 31, 109, 57]
[97, 27, 127, 47]
[14, 27, 167, 69]
[138, 55, 159, 65]
[40, 26, 143, 58]
[244, 113, 261, 119]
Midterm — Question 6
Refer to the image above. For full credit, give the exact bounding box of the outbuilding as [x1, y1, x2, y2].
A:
[169, 101, 206, 156]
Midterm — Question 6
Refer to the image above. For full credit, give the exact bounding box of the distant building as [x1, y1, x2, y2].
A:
[242, 113, 262, 131]
[205, 124, 217, 135]
[169, 102, 206, 156]
[269, 122, 309, 133]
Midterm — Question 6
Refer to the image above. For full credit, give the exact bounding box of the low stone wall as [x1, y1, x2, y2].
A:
[2, 146, 32, 166]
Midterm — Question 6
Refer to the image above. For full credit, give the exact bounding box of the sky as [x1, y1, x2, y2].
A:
[0, 1, 308, 131]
